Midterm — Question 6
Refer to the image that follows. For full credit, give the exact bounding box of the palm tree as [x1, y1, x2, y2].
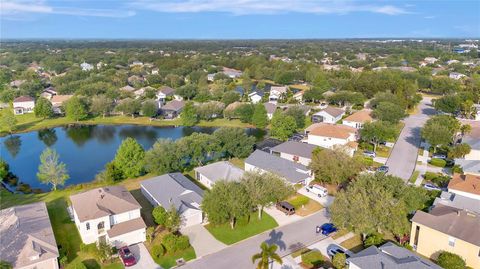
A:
[251, 242, 283, 269]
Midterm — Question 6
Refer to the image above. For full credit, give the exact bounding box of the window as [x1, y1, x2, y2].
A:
[97, 221, 105, 229]
[86, 222, 90, 230]
[448, 237, 455, 247]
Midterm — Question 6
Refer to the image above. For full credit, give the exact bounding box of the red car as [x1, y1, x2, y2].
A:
[119, 246, 136, 267]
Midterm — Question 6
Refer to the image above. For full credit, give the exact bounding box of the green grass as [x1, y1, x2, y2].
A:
[301, 250, 324, 269]
[153, 247, 196, 269]
[409, 170, 420, 184]
[287, 194, 310, 209]
[340, 234, 365, 254]
[375, 146, 391, 158]
[206, 212, 278, 245]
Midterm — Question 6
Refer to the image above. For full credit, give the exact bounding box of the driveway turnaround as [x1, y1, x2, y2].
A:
[181, 224, 227, 258]
[129, 243, 162, 269]
[181, 209, 331, 269]
[386, 97, 435, 181]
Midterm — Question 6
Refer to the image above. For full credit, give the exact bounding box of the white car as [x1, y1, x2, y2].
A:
[306, 184, 328, 197]
[423, 183, 442, 191]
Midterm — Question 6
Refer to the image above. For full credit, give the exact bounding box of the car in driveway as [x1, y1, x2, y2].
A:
[376, 165, 389, 173]
[119, 246, 137, 267]
[432, 154, 447, 160]
[276, 201, 295, 215]
[327, 244, 350, 258]
[363, 151, 376, 158]
[306, 184, 328, 197]
[423, 183, 442, 191]
[320, 223, 337, 236]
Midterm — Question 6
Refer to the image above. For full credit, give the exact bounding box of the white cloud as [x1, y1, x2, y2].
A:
[129, 0, 410, 16]
[0, 0, 136, 19]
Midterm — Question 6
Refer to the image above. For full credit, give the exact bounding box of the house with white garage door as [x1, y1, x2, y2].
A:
[194, 161, 244, 189]
[70, 186, 146, 248]
[141, 173, 204, 227]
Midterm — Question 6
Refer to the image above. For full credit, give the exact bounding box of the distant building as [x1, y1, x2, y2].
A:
[80, 62, 93, 71]
[50, 95, 73, 114]
[9, 79, 26, 88]
[264, 102, 277, 119]
[157, 86, 176, 106]
[270, 141, 317, 166]
[160, 100, 185, 119]
[311, 106, 345, 124]
[305, 123, 358, 156]
[40, 86, 58, 100]
[129, 61, 143, 68]
[249, 91, 263, 104]
[449, 72, 466, 80]
[13, 96, 35, 115]
[222, 67, 242, 78]
[268, 86, 288, 104]
[342, 109, 373, 129]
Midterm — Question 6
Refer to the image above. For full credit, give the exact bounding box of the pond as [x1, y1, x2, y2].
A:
[0, 124, 264, 191]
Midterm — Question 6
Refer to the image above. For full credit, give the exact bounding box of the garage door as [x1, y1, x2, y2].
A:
[182, 211, 203, 227]
[109, 229, 146, 248]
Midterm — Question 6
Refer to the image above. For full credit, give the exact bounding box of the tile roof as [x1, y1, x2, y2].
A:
[448, 173, 480, 196]
[411, 204, 480, 247]
[70, 186, 142, 222]
[0, 202, 59, 268]
[270, 141, 317, 159]
[194, 161, 244, 184]
[245, 150, 311, 184]
[306, 123, 357, 139]
[13, 96, 34, 103]
[107, 218, 146, 238]
[343, 109, 373, 123]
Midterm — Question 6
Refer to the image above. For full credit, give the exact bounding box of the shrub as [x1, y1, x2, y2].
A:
[361, 157, 374, 166]
[332, 253, 346, 269]
[452, 165, 463, 174]
[424, 172, 450, 187]
[364, 232, 384, 248]
[161, 234, 190, 253]
[301, 250, 324, 268]
[151, 245, 165, 258]
[152, 206, 168, 226]
[359, 142, 374, 151]
[437, 251, 466, 269]
[288, 195, 309, 209]
[429, 158, 446, 167]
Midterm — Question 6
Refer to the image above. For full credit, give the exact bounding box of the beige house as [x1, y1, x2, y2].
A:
[0, 202, 59, 269]
[70, 186, 146, 248]
[410, 204, 480, 268]
[342, 109, 373, 129]
[305, 123, 358, 156]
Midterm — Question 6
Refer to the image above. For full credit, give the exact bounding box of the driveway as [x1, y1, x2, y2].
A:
[264, 205, 302, 226]
[181, 224, 227, 258]
[386, 97, 435, 181]
[297, 187, 335, 208]
[181, 209, 331, 269]
[129, 243, 162, 269]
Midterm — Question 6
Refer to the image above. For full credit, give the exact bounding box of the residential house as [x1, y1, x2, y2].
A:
[245, 150, 312, 185]
[264, 103, 277, 119]
[311, 106, 345, 124]
[347, 242, 441, 269]
[40, 87, 58, 100]
[461, 125, 480, 160]
[447, 59, 460, 65]
[9, 79, 26, 88]
[433, 191, 480, 214]
[268, 86, 288, 104]
[305, 123, 358, 156]
[0, 202, 59, 269]
[207, 73, 215, 81]
[249, 91, 264, 104]
[50, 95, 73, 114]
[119, 85, 135, 92]
[410, 204, 480, 268]
[293, 91, 304, 102]
[160, 100, 185, 119]
[194, 161, 245, 189]
[449, 72, 466, 80]
[96, 62, 106, 69]
[127, 75, 144, 86]
[342, 109, 373, 129]
[424, 57, 438, 64]
[270, 141, 317, 166]
[157, 86, 176, 106]
[13, 96, 35, 115]
[222, 67, 242, 78]
[151, 67, 159, 75]
[129, 61, 143, 68]
[80, 62, 93, 71]
[70, 186, 146, 248]
[455, 159, 480, 176]
[141, 173, 204, 227]
[448, 173, 480, 200]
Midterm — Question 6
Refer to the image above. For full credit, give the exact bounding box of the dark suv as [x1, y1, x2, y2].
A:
[276, 201, 295, 215]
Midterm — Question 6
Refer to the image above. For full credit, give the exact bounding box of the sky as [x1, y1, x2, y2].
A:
[1, 0, 479, 39]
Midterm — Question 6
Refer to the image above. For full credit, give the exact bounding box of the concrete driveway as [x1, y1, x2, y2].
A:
[128, 243, 162, 269]
[264, 205, 302, 226]
[181, 224, 226, 258]
[297, 187, 335, 208]
[386, 97, 435, 181]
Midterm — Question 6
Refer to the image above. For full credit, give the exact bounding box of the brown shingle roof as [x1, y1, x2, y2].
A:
[322, 106, 345, 117]
[412, 204, 480, 247]
[448, 173, 480, 196]
[159, 86, 176, 95]
[162, 100, 185, 111]
[107, 218, 146, 238]
[13, 96, 34, 103]
[344, 110, 373, 123]
[70, 186, 142, 222]
[307, 123, 356, 139]
[50, 95, 73, 104]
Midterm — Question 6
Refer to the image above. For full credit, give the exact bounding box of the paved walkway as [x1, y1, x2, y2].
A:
[182, 210, 331, 269]
[373, 157, 388, 164]
[129, 243, 162, 269]
[386, 97, 435, 181]
[181, 224, 227, 258]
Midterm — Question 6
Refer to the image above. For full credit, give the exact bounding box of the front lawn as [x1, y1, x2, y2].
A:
[340, 234, 364, 254]
[145, 229, 196, 269]
[287, 194, 323, 217]
[206, 212, 278, 245]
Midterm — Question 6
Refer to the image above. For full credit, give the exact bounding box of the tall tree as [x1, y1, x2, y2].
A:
[141, 100, 158, 118]
[144, 139, 179, 174]
[213, 127, 255, 158]
[372, 102, 406, 124]
[270, 111, 297, 141]
[113, 137, 145, 179]
[360, 121, 396, 151]
[180, 102, 198, 126]
[421, 123, 454, 153]
[309, 149, 363, 185]
[65, 96, 88, 121]
[1, 109, 17, 134]
[115, 98, 141, 118]
[252, 103, 268, 129]
[284, 106, 306, 129]
[251, 242, 283, 269]
[34, 97, 53, 118]
[90, 95, 113, 117]
[37, 148, 69, 190]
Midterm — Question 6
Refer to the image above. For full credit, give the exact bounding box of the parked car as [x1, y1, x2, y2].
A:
[363, 151, 376, 158]
[276, 201, 295, 215]
[377, 165, 389, 173]
[119, 246, 136, 267]
[327, 244, 350, 258]
[320, 223, 337, 236]
[423, 183, 442, 191]
[432, 154, 447, 160]
[306, 184, 328, 197]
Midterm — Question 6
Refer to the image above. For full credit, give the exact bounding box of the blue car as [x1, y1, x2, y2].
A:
[320, 223, 337, 236]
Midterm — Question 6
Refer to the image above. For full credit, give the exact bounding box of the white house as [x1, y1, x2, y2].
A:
[311, 106, 345, 124]
[13, 96, 35, 115]
[141, 173, 204, 227]
[249, 92, 263, 104]
[424, 57, 438, 64]
[305, 123, 358, 156]
[69, 186, 146, 248]
[449, 72, 466, 80]
[157, 86, 176, 106]
[194, 161, 244, 189]
[342, 109, 373, 129]
[269, 86, 288, 104]
[80, 62, 93, 71]
[270, 141, 317, 166]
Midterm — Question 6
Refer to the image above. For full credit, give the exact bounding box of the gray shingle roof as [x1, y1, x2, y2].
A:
[347, 242, 441, 269]
[245, 150, 311, 184]
[194, 161, 244, 184]
[162, 100, 185, 112]
[141, 173, 204, 214]
[434, 191, 480, 214]
[270, 141, 317, 159]
[455, 159, 480, 175]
